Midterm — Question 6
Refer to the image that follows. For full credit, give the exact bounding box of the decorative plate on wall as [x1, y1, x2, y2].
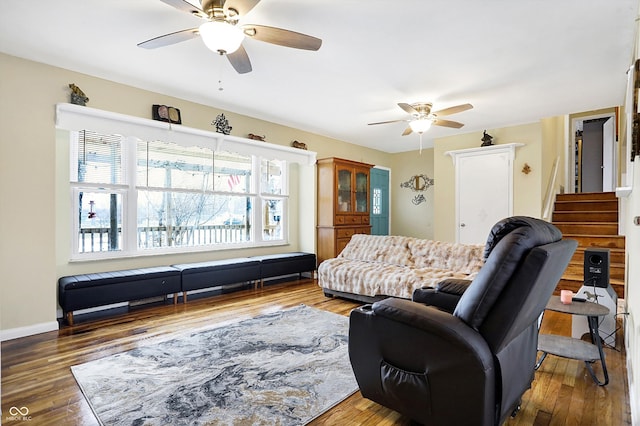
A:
[153, 104, 181, 124]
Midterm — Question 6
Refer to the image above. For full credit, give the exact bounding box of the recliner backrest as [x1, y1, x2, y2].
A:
[480, 238, 577, 353]
[453, 217, 563, 333]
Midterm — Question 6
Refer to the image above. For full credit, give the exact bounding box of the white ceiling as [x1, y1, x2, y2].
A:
[1, 0, 637, 153]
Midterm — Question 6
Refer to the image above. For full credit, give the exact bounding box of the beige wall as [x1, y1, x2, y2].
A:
[540, 116, 567, 194]
[624, 158, 640, 424]
[390, 149, 435, 239]
[1, 54, 59, 335]
[432, 123, 543, 242]
[0, 53, 392, 334]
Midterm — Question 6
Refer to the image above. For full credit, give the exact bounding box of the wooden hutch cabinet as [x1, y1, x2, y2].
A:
[317, 157, 373, 264]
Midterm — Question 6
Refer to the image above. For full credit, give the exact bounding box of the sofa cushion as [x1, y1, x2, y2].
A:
[251, 252, 316, 279]
[173, 258, 261, 292]
[58, 266, 182, 312]
[408, 239, 484, 272]
[59, 267, 181, 290]
[339, 235, 413, 267]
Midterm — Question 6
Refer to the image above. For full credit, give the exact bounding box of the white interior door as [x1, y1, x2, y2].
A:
[602, 117, 615, 191]
[454, 147, 515, 244]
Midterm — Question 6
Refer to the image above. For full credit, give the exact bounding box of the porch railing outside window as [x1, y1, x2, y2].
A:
[78, 224, 249, 253]
[70, 130, 287, 258]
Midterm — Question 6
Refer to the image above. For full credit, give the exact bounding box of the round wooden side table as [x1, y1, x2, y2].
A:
[536, 295, 610, 386]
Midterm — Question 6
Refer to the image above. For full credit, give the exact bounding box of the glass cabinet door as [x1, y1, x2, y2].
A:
[337, 168, 352, 212]
[355, 170, 368, 212]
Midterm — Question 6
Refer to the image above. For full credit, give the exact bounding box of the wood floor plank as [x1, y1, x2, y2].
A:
[1, 279, 631, 425]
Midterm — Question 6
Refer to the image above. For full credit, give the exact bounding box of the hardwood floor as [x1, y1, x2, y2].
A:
[1, 279, 631, 425]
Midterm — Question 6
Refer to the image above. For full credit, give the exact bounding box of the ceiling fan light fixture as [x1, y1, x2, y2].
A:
[199, 21, 244, 54]
[409, 118, 432, 134]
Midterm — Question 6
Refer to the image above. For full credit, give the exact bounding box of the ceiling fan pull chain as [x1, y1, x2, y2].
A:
[217, 52, 225, 91]
[419, 133, 423, 155]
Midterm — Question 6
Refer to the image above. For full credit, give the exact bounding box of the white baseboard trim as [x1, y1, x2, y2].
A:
[0, 321, 59, 342]
[628, 347, 638, 426]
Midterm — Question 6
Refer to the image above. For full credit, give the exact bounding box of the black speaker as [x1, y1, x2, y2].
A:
[583, 248, 610, 288]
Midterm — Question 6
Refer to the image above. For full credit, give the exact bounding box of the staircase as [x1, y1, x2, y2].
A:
[551, 192, 626, 299]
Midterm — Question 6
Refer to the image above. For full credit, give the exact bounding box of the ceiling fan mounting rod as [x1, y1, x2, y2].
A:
[201, 0, 239, 21]
[412, 103, 433, 115]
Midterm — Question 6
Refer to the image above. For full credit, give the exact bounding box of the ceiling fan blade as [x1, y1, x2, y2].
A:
[402, 127, 413, 136]
[433, 118, 465, 129]
[224, 0, 261, 17]
[226, 44, 252, 74]
[368, 119, 409, 126]
[160, 0, 206, 18]
[432, 103, 473, 117]
[397, 103, 419, 115]
[242, 25, 322, 50]
[138, 28, 200, 49]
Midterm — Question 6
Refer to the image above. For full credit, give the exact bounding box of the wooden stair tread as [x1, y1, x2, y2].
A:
[562, 233, 624, 237]
[556, 192, 617, 200]
[553, 220, 618, 226]
[560, 273, 624, 285]
[553, 209, 618, 214]
[561, 235, 625, 247]
[567, 259, 625, 267]
[554, 199, 617, 203]
[571, 245, 625, 250]
[569, 244, 625, 251]
[571, 255, 625, 264]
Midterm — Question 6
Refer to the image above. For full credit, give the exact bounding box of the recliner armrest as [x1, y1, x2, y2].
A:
[349, 298, 496, 425]
[436, 278, 472, 295]
[371, 298, 487, 348]
[412, 278, 472, 313]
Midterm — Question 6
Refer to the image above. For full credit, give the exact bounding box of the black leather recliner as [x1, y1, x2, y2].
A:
[348, 217, 577, 426]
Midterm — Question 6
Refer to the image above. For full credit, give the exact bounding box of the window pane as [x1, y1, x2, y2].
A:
[137, 141, 214, 190]
[372, 188, 381, 215]
[261, 159, 284, 195]
[214, 151, 252, 193]
[138, 190, 253, 248]
[78, 191, 122, 253]
[76, 131, 123, 184]
[263, 198, 283, 240]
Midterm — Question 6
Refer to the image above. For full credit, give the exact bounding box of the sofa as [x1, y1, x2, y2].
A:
[317, 234, 485, 301]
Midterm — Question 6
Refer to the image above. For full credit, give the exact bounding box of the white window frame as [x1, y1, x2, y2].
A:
[58, 104, 316, 260]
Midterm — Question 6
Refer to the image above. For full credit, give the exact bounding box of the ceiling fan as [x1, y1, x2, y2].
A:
[368, 102, 473, 135]
[368, 102, 473, 153]
[138, 0, 322, 74]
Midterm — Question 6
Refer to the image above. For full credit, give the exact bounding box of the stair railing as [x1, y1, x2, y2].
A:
[542, 156, 560, 221]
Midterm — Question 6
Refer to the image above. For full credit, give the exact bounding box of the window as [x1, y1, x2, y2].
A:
[72, 131, 125, 254]
[372, 188, 381, 215]
[70, 131, 289, 259]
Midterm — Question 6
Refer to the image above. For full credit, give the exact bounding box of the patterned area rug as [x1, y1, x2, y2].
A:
[71, 305, 358, 425]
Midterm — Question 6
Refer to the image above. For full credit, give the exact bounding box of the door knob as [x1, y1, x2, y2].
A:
[460, 223, 466, 227]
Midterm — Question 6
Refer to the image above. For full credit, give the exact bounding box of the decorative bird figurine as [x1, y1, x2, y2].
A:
[68, 83, 89, 106]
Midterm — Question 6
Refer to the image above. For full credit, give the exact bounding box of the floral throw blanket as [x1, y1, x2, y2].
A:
[318, 234, 484, 299]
